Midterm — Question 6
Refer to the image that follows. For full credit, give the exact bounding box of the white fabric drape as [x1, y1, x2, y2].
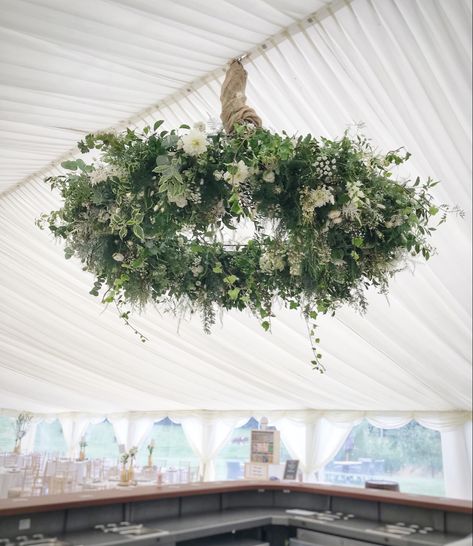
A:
[108, 416, 129, 450]
[180, 415, 247, 481]
[58, 416, 104, 458]
[127, 417, 156, 450]
[275, 415, 354, 481]
[440, 422, 473, 500]
[21, 420, 38, 453]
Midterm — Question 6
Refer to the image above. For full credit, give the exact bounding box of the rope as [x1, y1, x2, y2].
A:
[220, 60, 262, 133]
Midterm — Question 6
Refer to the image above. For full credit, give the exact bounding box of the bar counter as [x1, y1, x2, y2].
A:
[0, 480, 471, 516]
[0, 480, 471, 546]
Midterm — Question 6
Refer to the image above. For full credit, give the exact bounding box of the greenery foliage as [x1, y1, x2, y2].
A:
[40, 122, 453, 370]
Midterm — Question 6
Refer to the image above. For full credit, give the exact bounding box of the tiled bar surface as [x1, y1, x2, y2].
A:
[0, 481, 471, 546]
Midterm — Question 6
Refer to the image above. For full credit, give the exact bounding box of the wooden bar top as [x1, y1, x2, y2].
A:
[0, 480, 471, 516]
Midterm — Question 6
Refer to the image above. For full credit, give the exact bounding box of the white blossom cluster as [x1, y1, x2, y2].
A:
[168, 194, 188, 208]
[313, 152, 339, 180]
[287, 247, 304, 276]
[342, 201, 360, 221]
[191, 256, 204, 277]
[347, 180, 366, 205]
[300, 186, 335, 222]
[259, 248, 286, 273]
[385, 215, 404, 228]
[89, 165, 126, 186]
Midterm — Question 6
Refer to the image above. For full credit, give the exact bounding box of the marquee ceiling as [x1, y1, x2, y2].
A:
[0, 0, 471, 414]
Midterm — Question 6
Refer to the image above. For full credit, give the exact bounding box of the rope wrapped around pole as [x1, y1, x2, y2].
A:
[220, 59, 262, 133]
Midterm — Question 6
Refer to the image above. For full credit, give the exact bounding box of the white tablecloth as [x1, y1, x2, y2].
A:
[0, 468, 23, 498]
[45, 460, 87, 483]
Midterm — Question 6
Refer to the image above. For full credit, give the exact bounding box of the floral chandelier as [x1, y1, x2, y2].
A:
[39, 61, 454, 371]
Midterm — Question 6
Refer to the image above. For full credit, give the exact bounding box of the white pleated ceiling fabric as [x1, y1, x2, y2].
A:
[0, 0, 471, 414]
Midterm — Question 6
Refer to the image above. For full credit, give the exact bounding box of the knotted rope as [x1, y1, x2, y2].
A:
[220, 59, 262, 133]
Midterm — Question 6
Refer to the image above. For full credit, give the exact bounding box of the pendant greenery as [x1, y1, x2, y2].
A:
[40, 121, 454, 371]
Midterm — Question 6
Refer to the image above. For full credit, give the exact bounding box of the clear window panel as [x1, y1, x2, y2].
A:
[0, 416, 15, 452]
[323, 420, 445, 496]
[136, 417, 198, 470]
[34, 420, 67, 456]
[85, 419, 119, 461]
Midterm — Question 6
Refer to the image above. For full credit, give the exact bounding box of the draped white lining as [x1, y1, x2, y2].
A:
[3, 410, 471, 498]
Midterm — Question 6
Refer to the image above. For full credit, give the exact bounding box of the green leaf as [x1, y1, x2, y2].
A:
[228, 287, 240, 300]
[179, 124, 191, 129]
[154, 120, 164, 131]
[212, 263, 223, 274]
[132, 224, 145, 240]
[261, 320, 270, 332]
[61, 160, 77, 171]
[429, 206, 439, 216]
[64, 247, 74, 259]
[224, 274, 238, 285]
[352, 237, 364, 248]
[156, 155, 169, 166]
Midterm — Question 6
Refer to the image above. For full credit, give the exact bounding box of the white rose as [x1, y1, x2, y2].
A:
[112, 253, 124, 262]
[328, 209, 342, 220]
[173, 195, 188, 208]
[263, 171, 275, 183]
[332, 217, 343, 225]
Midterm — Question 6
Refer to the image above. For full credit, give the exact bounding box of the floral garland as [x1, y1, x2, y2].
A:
[40, 121, 454, 371]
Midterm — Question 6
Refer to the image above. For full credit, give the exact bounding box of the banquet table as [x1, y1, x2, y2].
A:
[0, 467, 23, 499]
[45, 460, 87, 484]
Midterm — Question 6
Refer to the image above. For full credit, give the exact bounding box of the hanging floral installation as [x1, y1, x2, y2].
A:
[39, 61, 456, 371]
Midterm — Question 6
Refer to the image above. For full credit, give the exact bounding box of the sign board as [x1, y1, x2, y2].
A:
[283, 459, 299, 480]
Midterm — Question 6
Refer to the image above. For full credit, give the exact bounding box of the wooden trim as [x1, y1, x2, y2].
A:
[0, 480, 471, 516]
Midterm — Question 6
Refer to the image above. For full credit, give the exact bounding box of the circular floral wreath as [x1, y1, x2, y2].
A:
[41, 120, 452, 371]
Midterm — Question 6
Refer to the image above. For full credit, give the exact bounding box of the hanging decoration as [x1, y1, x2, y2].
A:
[39, 61, 456, 371]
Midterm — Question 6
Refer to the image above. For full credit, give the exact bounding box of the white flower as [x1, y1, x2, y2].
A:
[224, 160, 250, 187]
[169, 194, 188, 208]
[311, 186, 335, 208]
[347, 180, 365, 204]
[213, 170, 224, 181]
[89, 164, 125, 186]
[180, 129, 208, 156]
[259, 250, 285, 273]
[342, 202, 359, 220]
[193, 121, 206, 132]
[191, 265, 204, 276]
[327, 209, 342, 220]
[263, 171, 275, 183]
[112, 253, 124, 262]
[332, 258, 346, 266]
[331, 216, 343, 225]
